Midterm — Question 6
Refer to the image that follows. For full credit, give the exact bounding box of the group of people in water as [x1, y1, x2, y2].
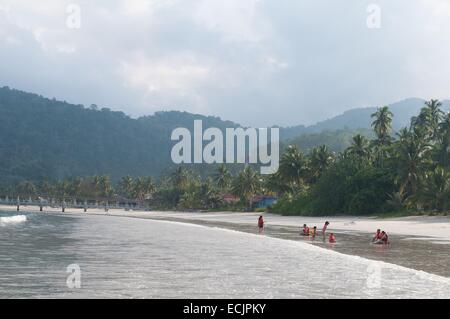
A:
[372, 228, 390, 245]
[300, 221, 336, 243]
[257, 216, 390, 245]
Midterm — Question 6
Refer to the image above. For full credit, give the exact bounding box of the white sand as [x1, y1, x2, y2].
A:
[1, 205, 449, 241]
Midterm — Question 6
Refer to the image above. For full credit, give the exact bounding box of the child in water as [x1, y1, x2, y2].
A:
[329, 233, 336, 243]
[310, 226, 317, 238]
[301, 224, 309, 236]
[258, 216, 264, 233]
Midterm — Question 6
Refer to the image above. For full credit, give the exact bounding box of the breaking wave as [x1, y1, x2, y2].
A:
[0, 215, 27, 225]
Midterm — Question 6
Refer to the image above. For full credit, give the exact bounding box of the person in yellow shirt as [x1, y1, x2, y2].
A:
[310, 226, 317, 238]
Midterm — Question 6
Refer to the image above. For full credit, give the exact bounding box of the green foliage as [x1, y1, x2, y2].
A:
[0, 87, 449, 216]
[271, 101, 449, 216]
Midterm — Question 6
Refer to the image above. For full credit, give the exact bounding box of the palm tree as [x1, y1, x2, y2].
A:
[412, 100, 444, 142]
[133, 176, 156, 201]
[309, 145, 333, 181]
[91, 175, 101, 199]
[278, 145, 308, 186]
[201, 177, 222, 209]
[70, 177, 83, 199]
[396, 127, 410, 142]
[348, 134, 371, 162]
[98, 175, 113, 198]
[119, 176, 134, 199]
[424, 99, 445, 141]
[18, 181, 37, 198]
[214, 164, 231, 192]
[170, 167, 190, 191]
[39, 178, 54, 198]
[371, 106, 393, 145]
[394, 131, 431, 197]
[417, 167, 450, 211]
[232, 166, 261, 210]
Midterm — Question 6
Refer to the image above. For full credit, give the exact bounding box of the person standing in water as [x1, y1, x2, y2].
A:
[322, 221, 330, 240]
[258, 216, 264, 233]
[310, 226, 317, 238]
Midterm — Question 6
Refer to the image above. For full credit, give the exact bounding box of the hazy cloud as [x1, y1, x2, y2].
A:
[0, 0, 449, 126]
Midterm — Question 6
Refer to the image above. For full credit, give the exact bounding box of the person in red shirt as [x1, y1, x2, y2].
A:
[372, 229, 382, 243]
[329, 233, 336, 243]
[258, 216, 264, 233]
[301, 224, 309, 236]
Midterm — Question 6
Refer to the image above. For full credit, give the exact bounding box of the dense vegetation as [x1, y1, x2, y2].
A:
[0, 87, 448, 215]
[271, 101, 450, 215]
[3, 100, 449, 215]
[0, 86, 240, 183]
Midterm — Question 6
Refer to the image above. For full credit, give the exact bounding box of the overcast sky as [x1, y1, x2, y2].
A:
[1, 0, 449, 126]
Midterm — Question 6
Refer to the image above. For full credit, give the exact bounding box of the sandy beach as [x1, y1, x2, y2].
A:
[2, 205, 449, 241]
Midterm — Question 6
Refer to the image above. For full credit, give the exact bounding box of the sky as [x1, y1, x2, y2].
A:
[0, 0, 450, 127]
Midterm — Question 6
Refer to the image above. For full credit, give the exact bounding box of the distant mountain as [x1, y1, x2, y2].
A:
[282, 98, 450, 138]
[0, 86, 448, 183]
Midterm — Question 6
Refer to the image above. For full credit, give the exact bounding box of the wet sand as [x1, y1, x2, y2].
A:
[145, 216, 450, 278]
[1, 205, 449, 278]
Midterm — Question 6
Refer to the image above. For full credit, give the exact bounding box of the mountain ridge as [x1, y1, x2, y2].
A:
[0, 86, 448, 183]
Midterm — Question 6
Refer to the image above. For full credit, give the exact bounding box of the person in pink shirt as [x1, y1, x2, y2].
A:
[322, 221, 330, 240]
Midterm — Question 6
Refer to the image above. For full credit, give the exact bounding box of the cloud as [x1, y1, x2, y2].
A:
[0, 0, 449, 126]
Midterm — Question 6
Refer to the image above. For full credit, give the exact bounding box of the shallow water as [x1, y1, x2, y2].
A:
[0, 211, 449, 298]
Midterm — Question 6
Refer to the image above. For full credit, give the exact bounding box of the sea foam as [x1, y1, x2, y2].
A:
[0, 215, 27, 225]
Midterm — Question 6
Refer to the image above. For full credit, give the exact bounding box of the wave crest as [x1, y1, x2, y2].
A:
[0, 215, 27, 225]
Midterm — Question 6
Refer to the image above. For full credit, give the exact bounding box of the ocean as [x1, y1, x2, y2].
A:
[1, 211, 449, 298]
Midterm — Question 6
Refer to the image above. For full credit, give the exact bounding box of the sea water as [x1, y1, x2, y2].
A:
[0, 211, 449, 298]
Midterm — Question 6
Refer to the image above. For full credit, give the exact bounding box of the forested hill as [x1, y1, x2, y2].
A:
[281, 98, 450, 139]
[1, 86, 448, 183]
[0, 87, 241, 183]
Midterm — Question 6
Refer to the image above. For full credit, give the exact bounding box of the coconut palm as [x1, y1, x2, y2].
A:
[394, 131, 431, 196]
[231, 166, 261, 210]
[278, 145, 308, 186]
[201, 177, 222, 209]
[214, 164, 232, 192]
[371, 106, 393, 145]
[412, 100, 444, 142]
[417, 167, 450, 211]
[424, 99, 445, 141]
[119, 175, 134, 199]
[348, 134, 371, 162]
[396, 127, 410, 142]
[170, 167, 190, 191]
[133, 176, 156, 201]
[309, 145, 333, 181]
[98, 175, 113, 198]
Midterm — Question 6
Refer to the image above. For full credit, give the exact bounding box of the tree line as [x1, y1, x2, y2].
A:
[1, 100, 449, 215]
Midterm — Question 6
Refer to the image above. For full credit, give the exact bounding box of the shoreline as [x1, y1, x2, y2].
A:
[2, 204, 450, 241]
[2, 205, 450, 277]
